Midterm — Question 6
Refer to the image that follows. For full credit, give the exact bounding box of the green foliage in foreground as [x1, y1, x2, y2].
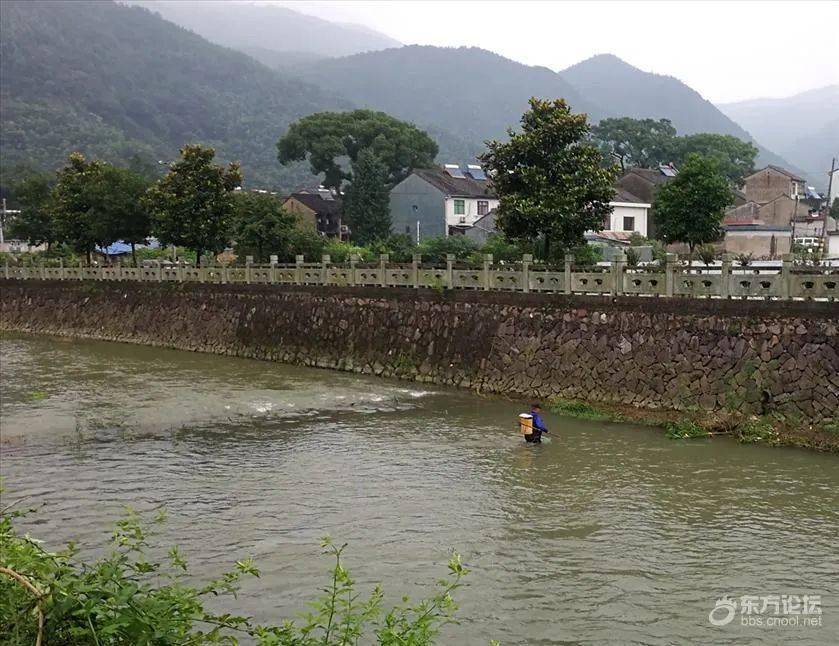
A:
[551, 399, 620, 422]
[0, 504, 469, 645]
[663, 420, 710, 439]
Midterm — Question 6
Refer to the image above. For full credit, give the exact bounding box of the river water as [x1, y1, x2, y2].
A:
[1, 333, 837, 645]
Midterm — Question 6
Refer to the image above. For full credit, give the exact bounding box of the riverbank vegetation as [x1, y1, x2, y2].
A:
[0, 501, 471, 645]
[549, 399, 839, 452]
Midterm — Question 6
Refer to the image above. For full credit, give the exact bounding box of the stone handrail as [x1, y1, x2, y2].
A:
[3, 252, 838, 301]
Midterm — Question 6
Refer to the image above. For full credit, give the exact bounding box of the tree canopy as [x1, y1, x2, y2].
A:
[146, 145, 242, 264]
[591, 117, 676, 170]
[7, 172, 55, 248]
[277, 110, 438, 191]
[591, 117, 758, 185]
[653, 153, 733, 253]
[668, 133, 758, 185]
[231, 192, 297, 263]
[343, 149, 391, 245]
[480, 98, 618, 259]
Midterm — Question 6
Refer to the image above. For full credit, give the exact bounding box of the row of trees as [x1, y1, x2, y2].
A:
[9, 104, 747, 267]
[8, 146, 315, 265]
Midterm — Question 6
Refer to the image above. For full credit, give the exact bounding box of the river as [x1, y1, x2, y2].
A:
[1, 333, 837, 645]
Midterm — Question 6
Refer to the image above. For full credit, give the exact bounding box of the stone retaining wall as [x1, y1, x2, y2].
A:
[2, 280, 837, 421]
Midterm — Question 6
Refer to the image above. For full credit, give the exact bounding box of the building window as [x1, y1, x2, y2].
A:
[623, 216, 635, 232]
[477, 200, 489, 216]
[454, 199, 465, 215]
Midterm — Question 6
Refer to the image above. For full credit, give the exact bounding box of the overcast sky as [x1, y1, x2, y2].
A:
[273, 0, 838, 104]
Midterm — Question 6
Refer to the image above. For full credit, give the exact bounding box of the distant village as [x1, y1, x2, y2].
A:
[276, 160, 839, 263]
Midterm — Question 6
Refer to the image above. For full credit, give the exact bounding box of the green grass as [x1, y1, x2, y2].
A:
[551, 398, 621, 422]
[664, 420, 709, 439]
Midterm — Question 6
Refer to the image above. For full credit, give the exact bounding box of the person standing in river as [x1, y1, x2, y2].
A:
[525, 403, 549, 443]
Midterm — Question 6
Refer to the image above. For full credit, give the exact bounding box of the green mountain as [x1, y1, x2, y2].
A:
[130, 1, 401, 58]
[303, 45, 600, 148]
[0, 0, 349, 188]
[561, 54, 805, 178]
[718, 86, 839, 189]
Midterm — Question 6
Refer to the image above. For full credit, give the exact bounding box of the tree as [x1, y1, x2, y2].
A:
[51, 153, 110, 263]
[343, 149, 391, 245]
[668, 133, 757, 185]
[7, 173, 56, 249]
[146, 145, 242, 265]
[96, 165, 151, 266]
[591, 117, 676, 171]
[830, 197, 839, 219]
[480, 98, 618, 260]
[653, 153, 733, 254]
[231, 192, 297, 262]
[277, 110, 438, 191]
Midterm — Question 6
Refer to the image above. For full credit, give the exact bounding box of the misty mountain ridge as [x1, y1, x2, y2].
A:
[718, 85, 839, 187]
[0, 0, 822, 194]
[129, 1, 401, 58]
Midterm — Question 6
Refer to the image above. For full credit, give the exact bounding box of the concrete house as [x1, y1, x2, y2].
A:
[283, 188, 348, 240]
[389, 165, 498, 242]
[615, 164, 678, 237]
[606, 188, 651, 238]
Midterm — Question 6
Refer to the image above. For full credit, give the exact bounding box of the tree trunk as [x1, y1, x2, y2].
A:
[131, 242, 137, 267]
[86, 249, 92, 266]
[196, 248, 202, 268]
[543, 235, 551, 262]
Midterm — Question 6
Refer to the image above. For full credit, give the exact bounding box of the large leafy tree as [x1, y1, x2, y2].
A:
[591, 117, 676, 171]
[146, 145, 242, 265]
[51, 153, 111, 263]
[277, 110, 438, 191]
[96, 165, 152, 266]
[7, 172, 56, 249]
[343, 149, 391, 245]
[480, 98, 618, 259]
[668, 133, 757, 185]
[231, 192, 297, 262]
[653, 153, 733, 254]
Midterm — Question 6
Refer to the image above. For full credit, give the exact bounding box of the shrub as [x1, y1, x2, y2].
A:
[736, 418, 780, 445]
[416, 236, 478, 263]
[664, 420, 709, 439]
[0, 503, 469, 645]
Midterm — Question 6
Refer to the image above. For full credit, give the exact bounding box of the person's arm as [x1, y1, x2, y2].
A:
[533, 412, 548, 432]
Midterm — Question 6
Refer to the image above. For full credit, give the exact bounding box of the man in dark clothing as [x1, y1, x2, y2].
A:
[525, 403, 549, 443]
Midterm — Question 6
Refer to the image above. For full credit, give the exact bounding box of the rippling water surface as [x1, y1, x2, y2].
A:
[1, 333, 837, 645]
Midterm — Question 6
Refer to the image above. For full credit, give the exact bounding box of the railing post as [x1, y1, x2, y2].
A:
[611, 250, 626, 296]
[244, 256, 252, 284]
[3, 260, 8, 280]
[379, 253, 389, 287]
[349, 253, 359, 286]
[564, 254, 574, 295]
[482, 254, 493, 290]
[321, 254, 331, 285]
[720, 253, 732, 299]
[521, 253, 532, 293]
[412, 253, 421, 289]
[665, 253, 677, 297]
[157, 260, 163, 282]
[269, 255, 278, 284]
[39, 261, 45, 280]
[295, 254, 305, 285]
[781, 253, 793, 300]
[445, 254, 455, 290]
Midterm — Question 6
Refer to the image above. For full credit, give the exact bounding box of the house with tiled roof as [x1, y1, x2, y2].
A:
[283, 188, 348, 240]
[389, 164, 498, 242]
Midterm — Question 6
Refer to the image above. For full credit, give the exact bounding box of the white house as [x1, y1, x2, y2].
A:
[606, 188, 651, 237]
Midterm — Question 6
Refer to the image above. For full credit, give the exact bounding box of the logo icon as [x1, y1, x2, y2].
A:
[709, 596, 737, 626]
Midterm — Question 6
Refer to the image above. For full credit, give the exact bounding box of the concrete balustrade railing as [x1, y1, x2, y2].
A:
[3, 252, 838, 301]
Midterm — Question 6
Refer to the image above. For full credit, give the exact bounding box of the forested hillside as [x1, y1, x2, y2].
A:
[561, 54, 803, 176]
[0, 0, 348, 188]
